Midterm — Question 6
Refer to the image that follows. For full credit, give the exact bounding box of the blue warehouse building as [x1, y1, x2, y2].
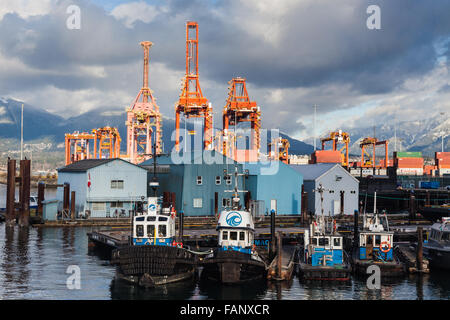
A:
[141, 151, 246, 216]
[244, 161, 303, 215]
[141, 151, 303, 216]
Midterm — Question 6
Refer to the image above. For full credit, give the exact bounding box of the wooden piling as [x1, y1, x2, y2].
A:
[70, 191, 76, 220]
[277, 232, 282, 279]
[270, 209, 276, 260]
[63, 183, 70, 218]
[19, 159, 30, 227]
[416, 227, 423, 272]
[37, 182, 45, 220]
[6, 158, 16, 226]
[179, 210, 184, 243]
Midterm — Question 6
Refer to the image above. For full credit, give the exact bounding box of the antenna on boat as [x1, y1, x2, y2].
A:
[224, 164, 248, 210]
[148, 141, 167, 196]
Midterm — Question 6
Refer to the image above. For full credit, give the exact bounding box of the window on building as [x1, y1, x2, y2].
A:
[222, 231, 228, 240]
[215, 176, 221, 185]
[158, 225, 167, 237]
[222, 198, 231, 207]
[147, 225, 155, 237]
[230, 231, 238, 241]
[92, 202, 106, 211]
[196, 176, 202, 185]
[111, 180, 124, 189]
[193, 198, 203, 208]
[111, 202, 123, 208]
[225, 174, 232, 185]
[239, 231, 245, 241]
[136, 225, 144, 237]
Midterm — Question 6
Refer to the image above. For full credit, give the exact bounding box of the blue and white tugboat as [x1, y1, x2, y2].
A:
[424, 217, 450, 270]
[201, 166, 267, 284]
[298, 215, 351, 281]
[351, 209, 405, 277]
[111, 151, 196, 287]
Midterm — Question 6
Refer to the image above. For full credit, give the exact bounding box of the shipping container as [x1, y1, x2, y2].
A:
[310, 150, 341, 164]
[394, 151, 422, 158]
[395, 157, 424, 168]
[419, 181, 440, 189]
[396, 168, 424, 175]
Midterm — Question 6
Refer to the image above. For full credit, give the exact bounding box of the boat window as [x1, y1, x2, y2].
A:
[367, 235, 373, 246]
[442, 232, 450, 241]
[239, 231, 245, 241]
[319, 237, 329, 246]
[375, 235, 381, 246]
[147, 216, 156, 221]
[230, 231, 238, 241]
[147, 225, 155, 237]
[158, 217, 168, 221]
[333, 237, 341, 247]
[136, 216, 145, 221]
[158, 225, 167, 237]
[222, 231, 228, 240]
[312, 237, 318, 245]
[136, 225, 144, 237]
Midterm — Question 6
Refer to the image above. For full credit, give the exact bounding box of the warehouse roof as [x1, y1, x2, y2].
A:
[58, 158, 145, 172]
[289, 163, 359, 183]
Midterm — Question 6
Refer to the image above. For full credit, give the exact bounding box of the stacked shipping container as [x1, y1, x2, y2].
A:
[394, 151, 424, 175]
[435, 152, 450, 175]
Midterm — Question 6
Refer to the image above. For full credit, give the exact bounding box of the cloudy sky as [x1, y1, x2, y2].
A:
[0, 0, 449, 144]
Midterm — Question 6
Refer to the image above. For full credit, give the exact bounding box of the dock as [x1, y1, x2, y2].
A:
[395, 244, 430, 274]
[267, 245, 298, 281]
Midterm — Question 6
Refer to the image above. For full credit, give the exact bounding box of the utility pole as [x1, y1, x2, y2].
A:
[394, 114, 397, 152]
[313, 104, 317, 150]
[20, 103, 24, 160]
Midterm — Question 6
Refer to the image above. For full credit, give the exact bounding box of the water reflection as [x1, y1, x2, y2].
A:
[197, 277, 268, 300]
[0, 224, 449, 300]
[110, 277, 197, 300]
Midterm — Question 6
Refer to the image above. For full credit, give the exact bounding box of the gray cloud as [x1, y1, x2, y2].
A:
[0, 0, 449, 139]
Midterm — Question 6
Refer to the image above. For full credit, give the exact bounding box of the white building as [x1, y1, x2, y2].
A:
[57, 159, 147, 218]
[289, 163, 359, 215]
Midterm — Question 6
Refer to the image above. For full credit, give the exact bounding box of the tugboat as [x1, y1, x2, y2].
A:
[424, 217, 450, 270]
[298, 185, 351, 281]
[299, 216, 351, 281]
[351, 209, 405, 277]
[111, 148, 196, 287]
[201, 166, 267, 284]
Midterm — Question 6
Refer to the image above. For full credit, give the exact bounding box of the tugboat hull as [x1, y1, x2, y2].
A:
[351, 249, 405, 277]
[201, 250, 266, 284]
[424, 247, 450, 270]
[111, 245, 196, 287]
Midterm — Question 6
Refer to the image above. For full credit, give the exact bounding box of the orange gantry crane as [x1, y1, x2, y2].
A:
[321, 130, 350, 167]
[92, 127, 121, 159]
[126, 41, 162, 164]
[268, 137, 290, 164]
[360, 137, 389, 168]
[222, 77, 261, 161]
[65, 131, 95, 165]
[175, 21, 212, 151]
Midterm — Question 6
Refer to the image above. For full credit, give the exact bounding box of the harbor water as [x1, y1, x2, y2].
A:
[0, 225, 449, 300]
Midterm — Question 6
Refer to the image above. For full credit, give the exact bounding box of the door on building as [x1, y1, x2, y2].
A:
[340, 191, 345, 214]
